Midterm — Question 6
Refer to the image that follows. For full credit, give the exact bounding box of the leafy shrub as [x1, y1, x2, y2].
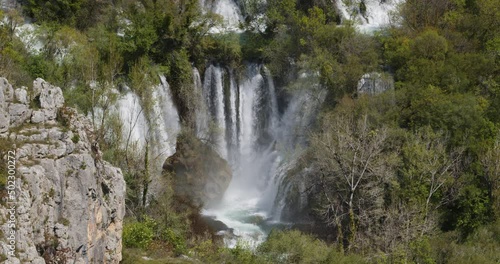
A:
[240, 31, 271, 61]
[162, 228, 187, 255]
[201, 33, 242, 67]
[258, 230, 367, 264]
[195, 240, 265, 264]
[123, 218, 156, 249]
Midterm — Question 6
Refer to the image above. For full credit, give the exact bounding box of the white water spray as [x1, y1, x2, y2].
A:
[336, 0, 404, 33]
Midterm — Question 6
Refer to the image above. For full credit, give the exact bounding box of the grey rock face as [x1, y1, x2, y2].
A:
[0, 0, 19, 10]
[357, 72, 394, 95]
[0, 111, 8, 132]
[8, 103, 31, 126]
[32, 78, 45, 97]
[0, 80, 9, 132]
[39, 80, 64, 110]
[14, 87, 28, 104]
[30, 110, 45, 124]
[0, 77, 14, 104]
[0, 78, 125, 263]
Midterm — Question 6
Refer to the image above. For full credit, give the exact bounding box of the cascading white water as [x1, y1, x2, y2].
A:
[117, 88, 149, 151]
[93, 77, 181, 198]
[149, 75, 181, 163]
[145, 76, 182, 196]
[213, 0, 244, 28]
[200, 0, 244, 32]
[272, 82, 327, 220]
[226, 68, 240, 164]
[194, 67, 210, 139]
[201, 63, 277, 247]
[114, 78, 181, 161]
[237, 65, 261, 157]
[199, 63, 324, 247]
[336, 0, 404, 33]
[203, 65, 229, 159]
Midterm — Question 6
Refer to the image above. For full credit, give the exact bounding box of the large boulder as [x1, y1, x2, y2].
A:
[163, 133, 232, 207]
[0, 78, 126, 264]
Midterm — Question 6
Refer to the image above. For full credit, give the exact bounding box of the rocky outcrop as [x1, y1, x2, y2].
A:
[0, 78, 126, 263]
[0, 0, 19, 10]
[163, 133, 232, 207]
[357, 72, 394, 95]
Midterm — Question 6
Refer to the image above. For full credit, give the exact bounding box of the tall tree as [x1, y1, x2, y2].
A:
[309, 97, 396, 251]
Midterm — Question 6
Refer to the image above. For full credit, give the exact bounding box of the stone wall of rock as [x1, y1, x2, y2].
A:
[357, 72, 394, 95]
[0, 78, 126, 263]
[0, 0, 19, 11]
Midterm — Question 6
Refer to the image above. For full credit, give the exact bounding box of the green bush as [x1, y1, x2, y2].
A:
[201, 33, 242, 67]
[429, 223, 500, 264]
[24, 54, 53, 80]
[24, 0, 108, 29]
[257, 230, 367, 264]
[240, 31, 270, 61]
[162, 228, 187, 255]
[195, 240, 266, 264]
[123, 218, 156, 249]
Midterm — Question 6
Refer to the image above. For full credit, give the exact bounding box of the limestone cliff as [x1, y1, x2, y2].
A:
[0, 78, 126, 263]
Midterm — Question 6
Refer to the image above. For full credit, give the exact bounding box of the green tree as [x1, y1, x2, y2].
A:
[399, 127, 464, 235]
[25, 0, 86, 26]
[24, 0, 110, 29]
[481, 133, 500, 218]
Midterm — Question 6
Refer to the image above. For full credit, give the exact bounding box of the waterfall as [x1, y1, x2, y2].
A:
[272, 83, 326, 221]
[92, 77, 181, 200]
[227, 69, 239, 162]
[336, 0, 404, 33]
[203, 65, 229, 159]
[194, 67, 210, 138]
[114, 78, 180, 160]
[263, 66, 279, 136]
[199, 63, 324, 247]
[200, 0, 244, 32]
[237, 65, 261, 157]
[213, 0, 243, 28]
[150, 75, 181, 162]
[117, 88, 149, 151]
[145, 76, 182, 197]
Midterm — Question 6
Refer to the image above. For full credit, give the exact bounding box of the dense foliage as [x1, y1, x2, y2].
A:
[280, 0, 500, 261]
[1, 0, 499, 263]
